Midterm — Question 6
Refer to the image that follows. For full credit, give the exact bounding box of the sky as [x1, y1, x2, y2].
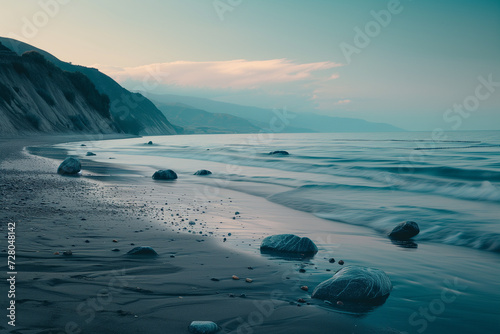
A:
[1, 0, 499, 131]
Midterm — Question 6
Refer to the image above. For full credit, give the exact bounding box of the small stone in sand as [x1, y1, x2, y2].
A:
[301, 286, 309, 291]
[112, 239, 118, 243]
[235, 211, 240, 215]
[329, 258, 335, 263]
[194, 169, 212, 176]
[223, 238, 227, 242]
[63, 250, 72, 256]
[247, 266, 254, 270]
[337, 301, 344, 306]
[147, 141, 153, 145]
[299, 268, 306, 273]
[127, 246, 158, 256]
[54, 252, 60, 255]
[297, 298, 306, 303]
[57, 157, 81, 175]
[112, 248, 120, 252]
[338, 260, 344, 265]
[188, 321, 219, 334]
[232, 275, 239, 280]
[84, 240, 89, 243]
[210, 278, 220, 282]
[245, 278, 253, 283]
[152, 169, 178, 180]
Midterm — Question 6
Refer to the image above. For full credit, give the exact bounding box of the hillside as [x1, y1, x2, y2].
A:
[157, 103, 262, 134]
[0, 37, 176, 136]
[148, 93, 404, 133]
[0, 43, 119, 136]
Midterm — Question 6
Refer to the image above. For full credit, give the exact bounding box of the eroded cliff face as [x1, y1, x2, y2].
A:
[0, 44, 120, 136]
[0, 37, 177, 136]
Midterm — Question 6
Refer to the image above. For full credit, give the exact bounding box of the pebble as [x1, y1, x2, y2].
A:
[300, 286, 309, 291]
[328, 258, 335, 263]
[112, 239, 118, 243]
[245, 278, 253, 283]
[63, 250, 72, 256]
[338, 260, 344, 265]
[210, 278, 220, 282]
[188, 321, 219, 334]
[232, 275, 239, 280]
[299, 268, 306, 273]
[112, 248, 120, 252]
[337, 301, 344, 306]
[53, 252, 60, 255]
[297, 298, 306, 303]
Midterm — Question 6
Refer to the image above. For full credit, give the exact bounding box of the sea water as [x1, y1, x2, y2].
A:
[58, 130, 500, 253]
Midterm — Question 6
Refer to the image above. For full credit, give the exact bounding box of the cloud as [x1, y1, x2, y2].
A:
[94, 59, 342, 90]
[335, 99, 351, 105]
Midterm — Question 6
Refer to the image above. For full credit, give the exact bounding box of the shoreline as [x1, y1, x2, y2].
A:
[0, 136, 381, 334]
[1, 135, 499, 333]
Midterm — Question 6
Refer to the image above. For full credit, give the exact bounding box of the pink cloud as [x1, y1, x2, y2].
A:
[336, 99, 351, 105]
[95, 59, 342, 90]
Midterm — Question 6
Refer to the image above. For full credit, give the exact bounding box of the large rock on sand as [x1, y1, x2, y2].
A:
[194, 169, 212, 176]
[260, 234, 318, 255]
[57, 158, 81, 175]
[312, 266, 392, 304]
[188, 321, 219, 334]
[127, 246, 158, 256]
[388, 221, 420, 240]
[152, 169, 178, 180]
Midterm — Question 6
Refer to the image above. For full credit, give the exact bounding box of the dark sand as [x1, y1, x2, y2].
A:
[0, 136, 393, 334]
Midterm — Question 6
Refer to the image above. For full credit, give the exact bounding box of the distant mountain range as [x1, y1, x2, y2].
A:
[157, 103, 261, 134]
[148, 93, 404, 133]
[0, 37, 176, 136]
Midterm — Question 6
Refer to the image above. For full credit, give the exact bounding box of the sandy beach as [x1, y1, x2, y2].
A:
[1, 135, 499, 334]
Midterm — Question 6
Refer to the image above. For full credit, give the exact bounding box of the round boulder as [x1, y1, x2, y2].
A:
[269, 150, 289, 155]
[127, 246, 158, 256]
[260, 234, 318, 255]
[152, 169, 178, 180]
[194, 169, 212, 176]
[389, 221, 420, 240]
[57, 157, 81, 175]
[188, 321, 219, 334]
[312, 266, 392, 305]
